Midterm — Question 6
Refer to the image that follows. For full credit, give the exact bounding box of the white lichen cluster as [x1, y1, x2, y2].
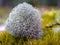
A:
[5, 2, 43, 39]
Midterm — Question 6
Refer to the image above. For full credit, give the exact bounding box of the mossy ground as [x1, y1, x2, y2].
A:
[0, 28, 60, 45]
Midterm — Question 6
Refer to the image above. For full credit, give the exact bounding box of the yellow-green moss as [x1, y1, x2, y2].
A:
[0, 31, 17, 45]
[0, 29, 60, 45]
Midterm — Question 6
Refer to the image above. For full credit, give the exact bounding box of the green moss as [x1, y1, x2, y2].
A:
[0, 29, 60, 45]
[0, 31, 17, 45]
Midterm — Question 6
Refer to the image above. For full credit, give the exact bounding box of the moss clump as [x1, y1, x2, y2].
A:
[5, 2, 43, 39]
